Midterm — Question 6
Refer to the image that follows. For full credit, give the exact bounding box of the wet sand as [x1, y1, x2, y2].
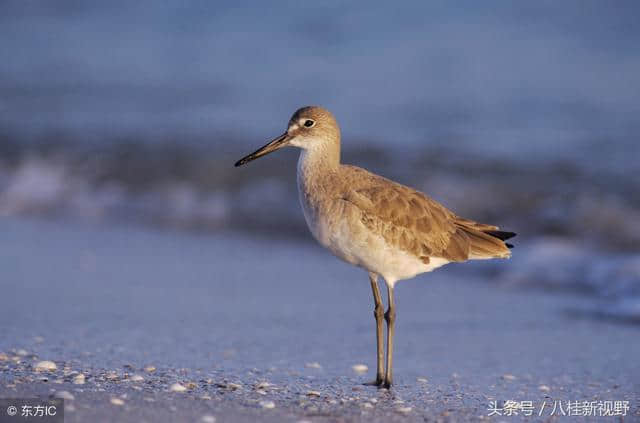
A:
[1, 217, 639, 422]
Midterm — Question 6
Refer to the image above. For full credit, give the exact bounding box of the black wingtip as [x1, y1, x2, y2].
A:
[485, 230, 517, 241]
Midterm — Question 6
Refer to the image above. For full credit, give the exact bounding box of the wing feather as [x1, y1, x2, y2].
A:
[339, 165, 510, 262]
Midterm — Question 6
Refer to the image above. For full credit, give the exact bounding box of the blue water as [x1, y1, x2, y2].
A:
[1, 1, 638, 168]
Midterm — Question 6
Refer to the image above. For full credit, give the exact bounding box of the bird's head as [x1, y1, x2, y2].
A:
[235, 106, 340, 167]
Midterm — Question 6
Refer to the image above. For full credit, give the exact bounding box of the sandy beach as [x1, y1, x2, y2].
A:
[1, 217, 638, 422]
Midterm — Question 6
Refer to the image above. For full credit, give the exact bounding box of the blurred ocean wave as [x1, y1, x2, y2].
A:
[498, 238, 640, 323]
[0, 138, 637, 249]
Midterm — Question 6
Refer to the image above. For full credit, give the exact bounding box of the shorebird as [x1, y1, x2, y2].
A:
[235, 106, 515, 388]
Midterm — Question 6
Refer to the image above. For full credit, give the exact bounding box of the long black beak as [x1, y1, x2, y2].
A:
[234, 132, 290, 167]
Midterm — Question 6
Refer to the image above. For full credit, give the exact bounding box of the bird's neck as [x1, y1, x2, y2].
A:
[297, 140, 341, 183]
[296, 141, 340, 234]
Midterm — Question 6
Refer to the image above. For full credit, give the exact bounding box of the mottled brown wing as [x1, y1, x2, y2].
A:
[342, 182, 472, 262]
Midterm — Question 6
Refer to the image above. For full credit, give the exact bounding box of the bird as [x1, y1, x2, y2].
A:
[235, 106, 515, 388]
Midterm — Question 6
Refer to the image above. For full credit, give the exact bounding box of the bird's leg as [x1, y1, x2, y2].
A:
[383, 283, 396, 388]
[364, 272, 385, 386]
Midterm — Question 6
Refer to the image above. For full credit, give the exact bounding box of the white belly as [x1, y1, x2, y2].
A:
[327, 213, 449, 284]
[299, 189, 449, 285]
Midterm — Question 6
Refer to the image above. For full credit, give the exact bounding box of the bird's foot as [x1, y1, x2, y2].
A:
[363, 377, 384, 387]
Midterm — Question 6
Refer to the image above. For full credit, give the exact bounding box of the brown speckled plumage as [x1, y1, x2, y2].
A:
[337, 165, 511, 264]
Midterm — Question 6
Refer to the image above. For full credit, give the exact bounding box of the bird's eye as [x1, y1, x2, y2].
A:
[304, 119, 315, 128]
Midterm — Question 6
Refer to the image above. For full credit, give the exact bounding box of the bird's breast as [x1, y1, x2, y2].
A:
[297, 171, 329, 245]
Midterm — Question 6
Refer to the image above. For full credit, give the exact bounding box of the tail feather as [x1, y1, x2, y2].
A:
[455, 219, 516, 257]
[462, 228, 512, 259]
[484, 230, 516, 250]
